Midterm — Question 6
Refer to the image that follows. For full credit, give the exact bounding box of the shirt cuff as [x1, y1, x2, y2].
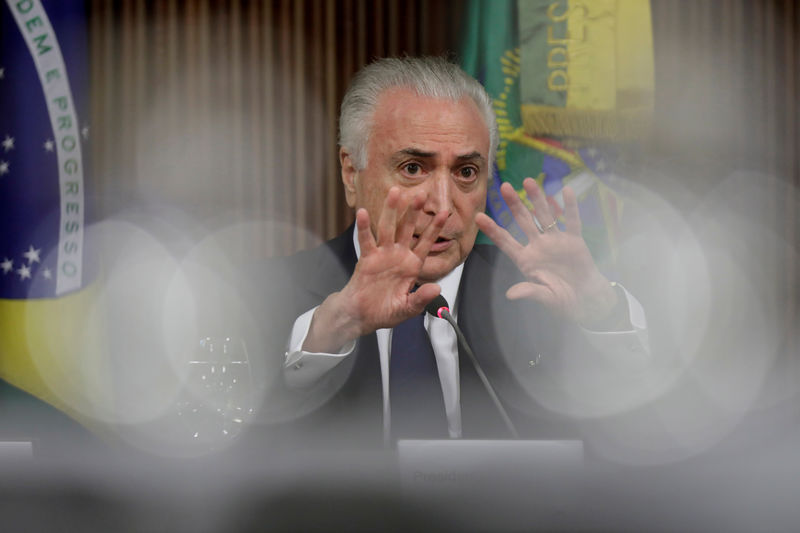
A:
[284, 306, 356, 388]
[580, 284, 650, 361]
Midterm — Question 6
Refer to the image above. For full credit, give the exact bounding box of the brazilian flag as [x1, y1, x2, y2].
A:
[461, 0, 654, 269]
[0, 0, 104, 441]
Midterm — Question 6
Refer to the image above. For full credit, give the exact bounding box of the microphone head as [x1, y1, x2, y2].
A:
[424, 294, 450, 319]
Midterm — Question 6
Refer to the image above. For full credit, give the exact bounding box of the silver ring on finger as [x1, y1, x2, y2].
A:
[543, 220, 558, 231]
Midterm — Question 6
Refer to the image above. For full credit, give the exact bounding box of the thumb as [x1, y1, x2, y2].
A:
[409, 282, 442, 313]
[506, 281, 551, 303]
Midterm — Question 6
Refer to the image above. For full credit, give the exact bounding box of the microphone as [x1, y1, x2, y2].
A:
[424, 294, 450, 319]
[424, 295, 519, 439]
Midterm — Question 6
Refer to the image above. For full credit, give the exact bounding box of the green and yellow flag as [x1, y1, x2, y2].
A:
[0, 0, 106, 429]
[462, 0, 654, 266]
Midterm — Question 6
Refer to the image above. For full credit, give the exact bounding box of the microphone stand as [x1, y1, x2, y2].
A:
[426, 296, 519, 439]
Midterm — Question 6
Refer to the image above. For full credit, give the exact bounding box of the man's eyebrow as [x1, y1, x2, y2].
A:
[395, 148, 436, 159]
[392, 149, 486, 163]
[455, 151, 485, 163]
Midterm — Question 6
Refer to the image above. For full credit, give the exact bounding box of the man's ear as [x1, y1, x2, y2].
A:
[340, 147, 358, 208]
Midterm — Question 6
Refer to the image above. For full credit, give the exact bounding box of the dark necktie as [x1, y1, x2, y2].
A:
[389, 313, 448, 439]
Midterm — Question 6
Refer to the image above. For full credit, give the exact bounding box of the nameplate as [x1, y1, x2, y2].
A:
[396, 439, 584, 524]
[0, 441, 34, 461]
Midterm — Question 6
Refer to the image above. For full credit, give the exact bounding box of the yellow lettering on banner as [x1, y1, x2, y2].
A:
[547, 47, 568, 69]
[546, 2, 572, 95]
[547, 26, 569, 46]
[547, 2, 569, 22]
[548, 70, 569, 91]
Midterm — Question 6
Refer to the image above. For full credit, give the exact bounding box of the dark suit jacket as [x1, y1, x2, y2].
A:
[244, 228, 595, 450]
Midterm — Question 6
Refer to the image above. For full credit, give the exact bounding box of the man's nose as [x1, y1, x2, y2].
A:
[422, 170, 453, 216]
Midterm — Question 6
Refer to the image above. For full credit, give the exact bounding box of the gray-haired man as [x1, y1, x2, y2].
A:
[268, 56, 647, 445]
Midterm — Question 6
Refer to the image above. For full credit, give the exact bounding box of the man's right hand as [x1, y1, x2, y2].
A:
[302, 187, 448, 353]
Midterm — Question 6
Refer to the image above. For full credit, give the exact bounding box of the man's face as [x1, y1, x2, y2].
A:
[341, 88, 490, 283]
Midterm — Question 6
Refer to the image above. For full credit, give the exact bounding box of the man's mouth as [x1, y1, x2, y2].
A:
[413, 234, 454, 252]
[430, 237, 453, 252]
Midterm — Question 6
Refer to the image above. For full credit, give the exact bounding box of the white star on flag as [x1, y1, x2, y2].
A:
[44, 139, 54, 152]
[0, 161, 8, 176]
[1, 135, 14, 152]
[23, 245, 42, 264]
[1, 258, 12, 274]
[42, 268, 52, 280]
[81, 125, 90, 140]
[17, 264, 31, 280]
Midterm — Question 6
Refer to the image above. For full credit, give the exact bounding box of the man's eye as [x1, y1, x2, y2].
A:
[458, 167, 477, 179]
[404, 163, 421, 175]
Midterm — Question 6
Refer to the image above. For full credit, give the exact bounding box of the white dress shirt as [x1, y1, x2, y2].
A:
[284, 227, 649, 439]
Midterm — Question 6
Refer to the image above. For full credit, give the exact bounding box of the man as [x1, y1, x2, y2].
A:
[255, 57, 647, 448]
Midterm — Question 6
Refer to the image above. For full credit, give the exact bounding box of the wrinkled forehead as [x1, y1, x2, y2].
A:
[372, 86, 484, 120]
[369, 88, 491, 149]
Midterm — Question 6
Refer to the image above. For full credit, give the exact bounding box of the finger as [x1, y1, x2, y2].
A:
[562, 186, 582, 236]
[377, 187, 401, 245]
[505, 281, 553, 304]
[500, 181, 539, 239]
[412, 209, 447, 259]
[355, 208, 376, 255]
[397, 191, 426, 247]
[408, 282, 442, 314]
[523, 178, 557, 231]
[391, 192, 412, 245]
[475, 212, 522, 263]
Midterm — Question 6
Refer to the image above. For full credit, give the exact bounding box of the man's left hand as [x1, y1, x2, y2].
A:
[475, 177, 620, 329]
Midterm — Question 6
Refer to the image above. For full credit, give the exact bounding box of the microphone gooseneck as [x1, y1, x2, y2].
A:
[425, 295, 519, 439]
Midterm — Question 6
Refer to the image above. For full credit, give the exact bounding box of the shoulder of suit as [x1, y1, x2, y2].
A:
[466, 244, 523, 281]
[273, 228, 354, 271]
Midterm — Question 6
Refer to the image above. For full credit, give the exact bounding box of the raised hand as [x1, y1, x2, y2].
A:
[303, 187, 448, 353]
[475, 178, 619, 328]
